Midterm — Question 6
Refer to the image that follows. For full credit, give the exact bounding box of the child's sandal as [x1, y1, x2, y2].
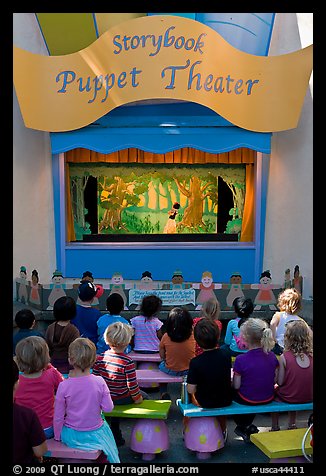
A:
[270, 426, 280, 432]
[287, 424, 297, 430]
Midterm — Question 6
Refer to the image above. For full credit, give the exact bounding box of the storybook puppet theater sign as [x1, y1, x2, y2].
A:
[13, 15, 313, 133]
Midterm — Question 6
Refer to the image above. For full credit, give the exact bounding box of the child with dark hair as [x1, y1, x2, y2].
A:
[45, 296, 80, 373]
[71, 281, 102, 346]
[97, 293, 132, 355]
[187, 319, 232, 438]
[221, 297, 254, 356]
[13, 309, 44, 355]
[13, 359, 48, 464]
[192, 297, 223, 356]
[14, 336, 64, 438]
[130, 294, 163, 353]
[158, 307, 195, 398]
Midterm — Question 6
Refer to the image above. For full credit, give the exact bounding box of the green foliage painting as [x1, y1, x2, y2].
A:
[69, 163, 246, 236]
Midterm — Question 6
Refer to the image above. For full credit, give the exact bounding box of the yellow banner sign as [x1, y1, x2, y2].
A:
[13, 15, 313, 133]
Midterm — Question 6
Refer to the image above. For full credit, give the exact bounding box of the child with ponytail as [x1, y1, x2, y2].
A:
[232, 318, 279, 442]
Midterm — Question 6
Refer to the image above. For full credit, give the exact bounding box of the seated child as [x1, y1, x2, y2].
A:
[53, 338, 120, 463]
[93, 321, 146, 447]
[71, 281, 102, 346]
[97, 293, 132, 355]
[187, 318, 232, 437]
[14, 336, 64, 438]
[45, 295, 80, 373]
[13, 359, 47, 464]
[192, 298, 222, 356]
[130, 294, 163, 353]
[13, 309, 44, 355]
[271, 320, 313, 431]
[220, 297, 254, 357]
[270, 288, 303, 355]
[159, 307, 196, 399]
[232, 318, 279, 442]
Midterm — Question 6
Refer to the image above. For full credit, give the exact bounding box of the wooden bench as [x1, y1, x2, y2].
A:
[128, 351, 162, 363]
[104, 399, 171, 461]
[177, 399, 313, 459]
[176, 399, 313, 417]
[136, 369, 183, 386]
[45, 438, 103, 463]
[250, 428, 313, 463]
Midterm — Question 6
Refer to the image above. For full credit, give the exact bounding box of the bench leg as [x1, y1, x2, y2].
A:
[183, 417, 224, 459]
[130, 419, 169, 461]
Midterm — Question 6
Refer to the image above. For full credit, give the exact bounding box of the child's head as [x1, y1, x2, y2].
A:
[240, 318, 275, 353]
[78, 281, 97, 303]
[140, 294, 162, 319]
[233, 297, 254, 326]
[166, 307, 193, 343]
[284, 320, 313, 356]
[201, 298, 221, 321]
[194, 318, 220, 350]
[106, 293, 124, 315]
[53, 295, 77, 322]
[104, 321, 134, 350]
[277, 288, 302, 314]
[15, 309, 36, 329]
[15, 336, 50, 374]
[68, 337, 96, 371]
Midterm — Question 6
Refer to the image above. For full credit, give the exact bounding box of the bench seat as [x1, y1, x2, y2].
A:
[250, 428, 313, 460]
[176, 399, 313, 417]
[103, 399, 171, 419]
[45, 438, 101, 460]
[136, 369, 183, 384]
[129, 351, 162, 362]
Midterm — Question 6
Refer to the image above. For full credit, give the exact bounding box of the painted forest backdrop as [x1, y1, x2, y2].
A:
[69, 163, 246, 239]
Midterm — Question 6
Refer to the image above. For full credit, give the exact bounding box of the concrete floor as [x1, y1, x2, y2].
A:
[115, 383, 312, 464]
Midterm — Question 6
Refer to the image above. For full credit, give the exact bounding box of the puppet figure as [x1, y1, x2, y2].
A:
[47, 270, 67, 310]
[163, 202, 180, 234]
[108, 272, 130, 309]
[192, 271, 222, 310]
[251, 270, 280, 310]
[292, 265, 303, 295]
[283, 268, 292, 290]
[29, 269, 41, 306]
[17, 266, 28, 304]
[224, 272, 248, 308]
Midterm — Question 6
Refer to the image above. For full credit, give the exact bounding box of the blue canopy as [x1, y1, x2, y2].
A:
[50, 102, 272, 155]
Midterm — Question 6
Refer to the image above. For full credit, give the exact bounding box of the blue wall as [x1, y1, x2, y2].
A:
[64, 246, 257, 283]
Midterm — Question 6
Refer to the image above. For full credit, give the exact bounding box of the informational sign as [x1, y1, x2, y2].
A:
[13, 15, 313, 133]
[129, 288, 196, 306]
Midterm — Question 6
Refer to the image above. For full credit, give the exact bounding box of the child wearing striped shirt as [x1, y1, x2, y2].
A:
[130, 295, 163, 353]
[92, 321, 146, 447]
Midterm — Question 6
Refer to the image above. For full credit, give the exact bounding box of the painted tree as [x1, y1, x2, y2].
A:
[174, 175, 217, 229]
[98, 173, 149, 231]
[70, 174, 90, 229]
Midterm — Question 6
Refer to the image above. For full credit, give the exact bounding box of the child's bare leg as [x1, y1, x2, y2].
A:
[271, 412, 280, 431]
[288, 411, 297, 429]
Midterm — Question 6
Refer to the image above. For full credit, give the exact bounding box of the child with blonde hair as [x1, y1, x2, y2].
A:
[53, 338, 120, 463]
[270, 288, 303, 355]
[93, 321, 145, 447]
[192, 298, 222, 356]
[14, 336, 64, 438]
[271, 320, 313, 431]
[232, 318, 279, 442]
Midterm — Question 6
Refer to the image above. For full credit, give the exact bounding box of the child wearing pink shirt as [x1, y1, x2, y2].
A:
[14, 336, 64, 439]
[53, 338, 119, 463]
